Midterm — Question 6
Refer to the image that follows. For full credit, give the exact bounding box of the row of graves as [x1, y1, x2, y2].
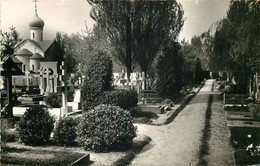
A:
[223, 91, 260, 165]
[114, 70, 162, 104]
[1, 60, 80, 122]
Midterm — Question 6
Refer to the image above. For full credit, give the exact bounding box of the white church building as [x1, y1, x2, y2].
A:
[10, 7, 63, 94]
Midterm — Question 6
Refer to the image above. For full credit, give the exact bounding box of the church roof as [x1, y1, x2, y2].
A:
[16, 48, 33, 55]
[30, 53, 44, 59]
[29, 13, 44, 28]
[11, 56, 23, 64]
[15, 39, 54, 53]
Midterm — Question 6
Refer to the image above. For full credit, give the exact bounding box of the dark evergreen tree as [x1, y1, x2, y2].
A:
[156, 41, 184, 98]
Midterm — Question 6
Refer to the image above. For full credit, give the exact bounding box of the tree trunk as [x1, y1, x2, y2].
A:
[6, 68, 13, 117]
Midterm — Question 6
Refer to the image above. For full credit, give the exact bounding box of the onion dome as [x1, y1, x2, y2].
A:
[29, 13, 44, 28]
[30, 53, 44, 59]
[16, 48, 33, 55]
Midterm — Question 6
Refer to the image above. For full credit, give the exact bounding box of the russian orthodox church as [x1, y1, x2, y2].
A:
[11, 6, 62, 94]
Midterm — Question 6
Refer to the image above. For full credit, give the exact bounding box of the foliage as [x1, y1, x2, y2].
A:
[100, 90, 138, 110]
[76, 104, 137, 152]
[18, 105, 55, 146]
[83, 90, 138, 111]
[194, 58, 204, 82]
[1, 118, 19, 142]
[1, 26, 21, 58]
[211, 1, 260, 92]
[156, 41, 184, 97]
[67, 91, 75, 102]
[52, 32, 65, 62]
[89, 0, 184, 79]
[53, 117, 78, 146]
[81, 51, 113, 110]
[44, 93, 62, 108]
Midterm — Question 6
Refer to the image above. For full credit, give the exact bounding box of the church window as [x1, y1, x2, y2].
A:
[32, 65, 35, 71]
[33, 32, 35, 39]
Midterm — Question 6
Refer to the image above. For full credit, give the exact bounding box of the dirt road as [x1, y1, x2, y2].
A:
[130, 79, 234, 166]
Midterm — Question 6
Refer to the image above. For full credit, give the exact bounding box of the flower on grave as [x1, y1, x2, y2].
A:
[246, 143, 260, 157]
[247, 134, 252, 138]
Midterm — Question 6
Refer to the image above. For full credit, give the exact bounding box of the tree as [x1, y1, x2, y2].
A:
[81, 51, 113, 110]
[53, 32, 65, 63]
[194, 58, 204, 82]
[133, 1, 184, 77]
[156, 41, 184, 98]
[1, 26, 21, 58]
[89, 1, 136, 82]
[88, 0, 184, 82]
[211, 0, 260, 92]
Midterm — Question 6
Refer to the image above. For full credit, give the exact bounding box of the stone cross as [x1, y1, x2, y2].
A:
[24, 70, 31, 88]
[38, 67, 44, 94]
[141, 71, 146, 90]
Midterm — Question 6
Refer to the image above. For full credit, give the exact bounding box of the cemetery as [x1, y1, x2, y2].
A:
[1, 0, 260, 165]
[219, 81, 260, 165]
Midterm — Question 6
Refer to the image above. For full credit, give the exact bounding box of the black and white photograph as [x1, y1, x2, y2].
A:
[1, 0, 260, 165]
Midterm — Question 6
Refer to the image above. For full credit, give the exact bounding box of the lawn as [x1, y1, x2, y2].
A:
[1, 145, 84, 166]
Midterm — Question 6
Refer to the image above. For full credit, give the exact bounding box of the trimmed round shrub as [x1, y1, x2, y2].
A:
[18, 105, 55, 146]
[44, 93, 62, 108]
[76, 104, 137, 152]
[53, 117, 78, 146]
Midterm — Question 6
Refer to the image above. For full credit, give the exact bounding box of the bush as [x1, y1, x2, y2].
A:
[100, 90, 138, 110]
[81, 52, 113, 110]
[18, 105, 55, 146]
[76, 105, 137, 152]
[53, 117, 78, 146]
[83, 90, 138, 111]
[1, 128, 18, 142]
[44, 93, 62, 108]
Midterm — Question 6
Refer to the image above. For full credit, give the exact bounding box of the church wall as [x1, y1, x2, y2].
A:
[16, 55, 30, 72]
[30, 59, 42, 72]
[30, 28, 43, 42]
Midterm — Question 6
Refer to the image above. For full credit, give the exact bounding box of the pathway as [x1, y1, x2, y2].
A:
[130, 79, 234, 166]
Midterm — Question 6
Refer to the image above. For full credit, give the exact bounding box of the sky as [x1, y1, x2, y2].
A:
[1, 0, 230, 42]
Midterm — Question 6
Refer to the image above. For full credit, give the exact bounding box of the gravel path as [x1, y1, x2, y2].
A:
[130, 80, 214, 166]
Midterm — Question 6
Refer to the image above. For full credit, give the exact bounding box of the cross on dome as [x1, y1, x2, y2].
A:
[33, 0, 39, 14]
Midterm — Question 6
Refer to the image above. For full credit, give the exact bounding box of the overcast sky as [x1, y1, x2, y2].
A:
[1, 0, 230, 42]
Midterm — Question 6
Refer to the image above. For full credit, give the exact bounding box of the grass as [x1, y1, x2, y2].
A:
[1, 145, 84, 166]
[197, 94, 213, 166]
